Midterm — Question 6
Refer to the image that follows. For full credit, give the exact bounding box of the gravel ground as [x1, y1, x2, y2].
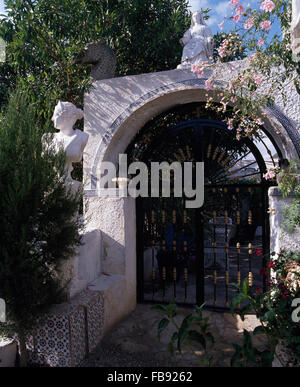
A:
[79, 304, 268, 367]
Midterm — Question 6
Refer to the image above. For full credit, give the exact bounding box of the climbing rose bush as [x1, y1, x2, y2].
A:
[191, 0, 299, 142]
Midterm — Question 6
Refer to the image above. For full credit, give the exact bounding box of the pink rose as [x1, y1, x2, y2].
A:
[260, 20, 271, 31]
[263, 169, 276, 180]
[218, 20, 225, 30]
[258, 39, 264, 46]
[227, 118, 234, 130]
[191, 64, 198, 73]
[233, 14, 241, 22]
[229, 0, 240, 5]
[260, 0, 275, 12]
[244, 18, 254, 30]
[197, 68, 204, 77]
[254, 76, 262, 85]
[205, 78, 214, 91]
[236, 4, 244, 13]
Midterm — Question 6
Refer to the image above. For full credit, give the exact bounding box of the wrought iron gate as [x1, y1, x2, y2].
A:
[127, 104, 279, 310]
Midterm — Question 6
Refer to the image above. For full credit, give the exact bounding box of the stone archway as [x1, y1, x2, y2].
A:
[82, 67, 300, 332]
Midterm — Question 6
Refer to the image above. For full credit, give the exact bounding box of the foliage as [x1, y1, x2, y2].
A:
[213, 32, 247, 62]
[230, 329, 274, 367]
[192, 0, 299, 141]
[0, 0, 190, 118]
[152, 301, 215, 366]
[153, 300, 276, 367]
[154, 250, 300, 367]
[0, 90, 82, 365]
[231, 251, 300, 366]
[277, 159, 300, 232]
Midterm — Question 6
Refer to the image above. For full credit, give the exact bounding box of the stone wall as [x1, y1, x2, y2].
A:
[269, 187, 300, 254]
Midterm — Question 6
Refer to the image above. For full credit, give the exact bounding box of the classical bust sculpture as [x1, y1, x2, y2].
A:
[177, 11, 214, 69]
[50, 101, 89, 188]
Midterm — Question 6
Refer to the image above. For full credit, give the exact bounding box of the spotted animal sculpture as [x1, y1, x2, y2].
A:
[73, 40, 116, 81]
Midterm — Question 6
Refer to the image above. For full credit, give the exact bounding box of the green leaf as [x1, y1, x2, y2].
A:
[253, 325, 265, 336]
[188, 330, 206, 349]
[230, 293, 248, 313]
[242, 279, 250, 295]
[158, 318, 169, 340]
[177, 314, 193, 351]
[259, 350, 274, 367]
[151, 304, 166, 313]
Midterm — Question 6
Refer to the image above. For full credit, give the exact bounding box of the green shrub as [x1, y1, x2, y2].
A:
[0, 90, 82, 365]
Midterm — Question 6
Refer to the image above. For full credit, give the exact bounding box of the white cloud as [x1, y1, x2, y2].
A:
[0, 0, 4, 13]
[188, 0, 260, 32]
[188, 0, 231, 28]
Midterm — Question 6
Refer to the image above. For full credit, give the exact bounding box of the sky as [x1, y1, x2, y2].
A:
[189, 0, 237, 34]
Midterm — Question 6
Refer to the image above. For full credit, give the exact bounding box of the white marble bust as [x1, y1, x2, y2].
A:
[177, 11, 214, 69]
[51, 101, 88, 186]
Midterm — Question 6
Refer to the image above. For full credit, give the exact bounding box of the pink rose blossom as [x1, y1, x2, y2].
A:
[191, 64, 198, 73]
[254, 76, 262, 85]
[258, 39, 264, 46]
[260, 20, 271, 31]
[218, 40, 229, 58]
[218, 20, 225, 30]
[260, 0, 275, 12]
[244, 18, 254, 30]
[227, 118, 234, 130]
[229, 0, 240, 6]
[233, 14, 241, 22]
[263, 169, 276, 180]
[197, 68, 204, 77]
[205, 78, 214, 91]
[236, 4, 245, 13]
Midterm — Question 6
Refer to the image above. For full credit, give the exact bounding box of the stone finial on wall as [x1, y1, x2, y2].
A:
[73, 40, 116, 81]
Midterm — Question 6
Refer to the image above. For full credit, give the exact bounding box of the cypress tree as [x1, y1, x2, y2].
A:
[0, 90, 82, 366]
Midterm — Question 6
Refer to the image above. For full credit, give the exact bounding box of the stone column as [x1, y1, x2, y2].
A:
[268, 187, 300, 254]
[84, 195, 137, 333]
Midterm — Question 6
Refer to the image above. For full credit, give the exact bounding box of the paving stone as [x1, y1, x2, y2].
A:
[79, 304, 270, 367]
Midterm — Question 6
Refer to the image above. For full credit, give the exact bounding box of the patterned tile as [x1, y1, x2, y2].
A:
[26, 289, 105, 367]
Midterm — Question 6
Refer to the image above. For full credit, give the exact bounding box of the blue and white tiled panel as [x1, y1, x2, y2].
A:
[26, 306, 86, 367]
[26, 289, 104, 367]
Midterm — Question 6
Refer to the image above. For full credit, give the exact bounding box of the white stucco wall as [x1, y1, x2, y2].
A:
[269, 187, 300, 254]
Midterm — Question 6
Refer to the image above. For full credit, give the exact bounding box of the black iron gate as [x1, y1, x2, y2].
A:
[127, 104, 279, 309]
